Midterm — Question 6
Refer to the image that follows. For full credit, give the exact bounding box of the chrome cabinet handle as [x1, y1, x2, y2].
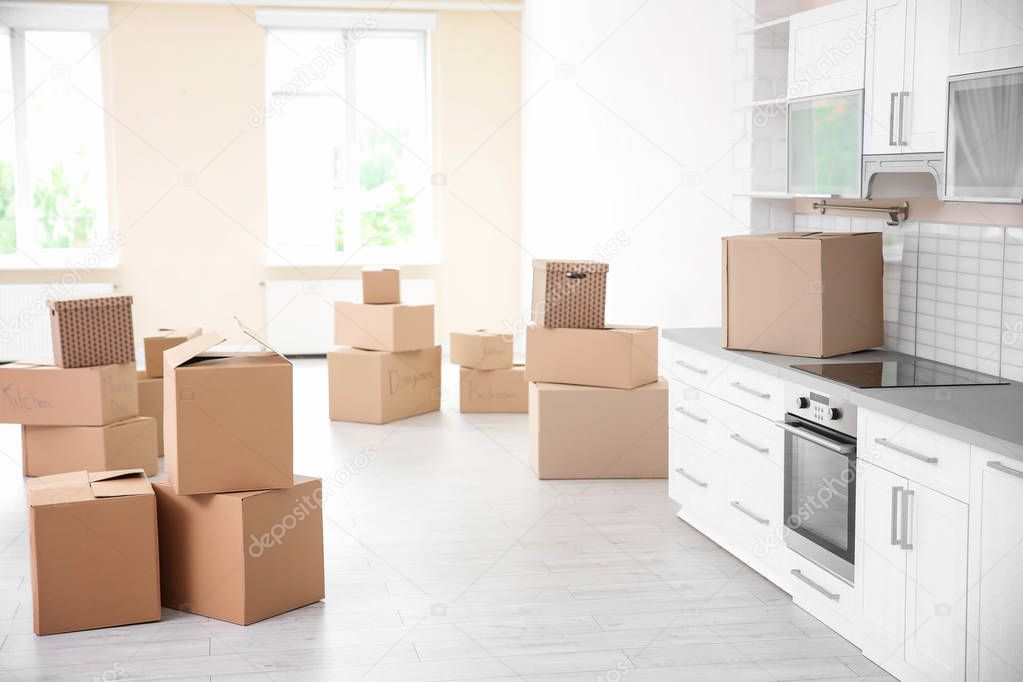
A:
[675, 407, 707, 424]
[874, 438, 938, 464]
[900, 488, 914, 551]
[730, 500, 769, 525]
[675, 359, 708, 375]
[775, 421, 856, 455]
[889, 92, 898, 147]
[898, 91, 909, 145]
[791, 569, 840, 601]
[987, 461, 1023, 480]
[730, 433, 769, 454]
[890, 486, 902, 546]
[730, 382, 770, 400]
[675, 467, 708, 488]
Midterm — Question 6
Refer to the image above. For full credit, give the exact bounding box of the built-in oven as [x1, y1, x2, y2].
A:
[776, 386, 858, 584]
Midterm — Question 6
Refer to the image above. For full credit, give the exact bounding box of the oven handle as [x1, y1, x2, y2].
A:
[774, 421, 856, 455]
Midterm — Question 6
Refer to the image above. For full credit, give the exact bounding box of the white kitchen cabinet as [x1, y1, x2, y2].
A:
[949, 0, 1023, 76]
[966, 449, 1023, 682]
[788, 0, 867, 99]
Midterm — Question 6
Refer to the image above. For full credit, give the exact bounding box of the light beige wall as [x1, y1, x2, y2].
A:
[0, 2, 523, 346]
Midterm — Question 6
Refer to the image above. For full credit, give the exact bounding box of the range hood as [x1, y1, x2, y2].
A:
[862, 153, 945, 200]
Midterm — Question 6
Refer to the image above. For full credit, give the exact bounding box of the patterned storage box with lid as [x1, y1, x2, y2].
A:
[530, 260, 609, 329]
[48, 295, 135, 368]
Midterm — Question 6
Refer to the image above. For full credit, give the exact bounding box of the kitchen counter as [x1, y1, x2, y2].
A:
[663, 327, 1023, 462]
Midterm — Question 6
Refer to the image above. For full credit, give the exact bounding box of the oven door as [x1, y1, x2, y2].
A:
[777, 415, 857, 583]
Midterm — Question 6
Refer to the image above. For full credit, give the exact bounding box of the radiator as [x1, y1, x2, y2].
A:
[264, 279, 436, 355]
[0, 283, 116, 361]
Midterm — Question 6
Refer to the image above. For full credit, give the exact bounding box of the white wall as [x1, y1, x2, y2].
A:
[521, 0, 739, 330]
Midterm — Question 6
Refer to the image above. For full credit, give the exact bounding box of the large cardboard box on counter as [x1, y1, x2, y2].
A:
[460, 366, 527, 413]
[334, 302, 434, 352]
[529, 379, 668, 480]
[143, 327, 201, 378]
[451, 330, 513, 370]
[23, 416, 158, 477]
[137, 372, 164, 455]
[525, 326, 658, 389]
[328, 346, 441, 424]
[722, 232, 883, 358]
[0, 361, 137, 426]
[153, 476, 325, 625]
[164, 331, 293, 495]
[28, 469, 161, 635]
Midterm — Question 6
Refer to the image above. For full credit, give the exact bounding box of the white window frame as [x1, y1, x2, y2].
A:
[258, 9, 438, 267]
[0, 2, 113, 271]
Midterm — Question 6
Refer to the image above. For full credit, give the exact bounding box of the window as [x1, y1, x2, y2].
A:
[258, 10, 435, 266]
[0, 4, 112, 269]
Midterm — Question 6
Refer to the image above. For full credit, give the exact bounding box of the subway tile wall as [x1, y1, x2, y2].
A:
[789, 214, 1023, 382]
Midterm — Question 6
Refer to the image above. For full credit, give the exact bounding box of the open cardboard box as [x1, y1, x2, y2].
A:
[143, 326, 202, 378]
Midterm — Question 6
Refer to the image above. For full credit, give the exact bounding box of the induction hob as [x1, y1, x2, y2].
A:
[791, 358, 1010, 389]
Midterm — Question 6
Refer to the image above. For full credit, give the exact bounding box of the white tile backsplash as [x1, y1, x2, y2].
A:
[794, 214, 1021, 380]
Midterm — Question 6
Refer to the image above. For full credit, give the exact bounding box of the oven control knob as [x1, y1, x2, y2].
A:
[828, 407, 842, 420]
[795, 397, 810, 409]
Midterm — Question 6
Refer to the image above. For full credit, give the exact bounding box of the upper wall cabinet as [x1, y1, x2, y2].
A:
[949, 0, 1023, 76]
[863, 0, 950, 155]
[788, 0, 867, 99]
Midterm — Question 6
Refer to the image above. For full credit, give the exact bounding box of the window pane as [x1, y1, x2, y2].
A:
[356, 33, 428, 249]
[24, 30, 107, 249]
[0, 34, 15, 254]
[266, 29, 345, 96]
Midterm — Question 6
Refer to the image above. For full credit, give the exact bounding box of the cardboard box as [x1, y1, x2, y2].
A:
[164, 331, 293, 495]
[362, 267, 401, 304]
[153, 476, 325, 625]
[529, 379, 668, 480]
[143, 327, 201, 378]
[334, 302, 434, 352]
[328, 346, 441, 424]
[0, 361, 137, 426]
[531, 260, 609, 329]
[722, 232, 883, 358]
[525, 326, 658, 389]
[137, 372, 164, 455]
[48, 295, 135, 369]
[23, 416, 158, 477]
[28, 469, 161, 635]
[459, 366, 527, 413]
[450, 330, 514, 370]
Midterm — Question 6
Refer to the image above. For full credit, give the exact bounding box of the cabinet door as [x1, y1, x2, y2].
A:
[901, 0, 950, 152]
[856, 460, 907, 660]
[789, 0, 868, 99]
[950, 0, 1023, 76]
[904, 483, 968, 682]
[863, 0, 908, 155]
[788, 92, 865, 198]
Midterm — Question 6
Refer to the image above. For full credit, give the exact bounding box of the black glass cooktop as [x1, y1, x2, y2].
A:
[791, 359, 1010, 389]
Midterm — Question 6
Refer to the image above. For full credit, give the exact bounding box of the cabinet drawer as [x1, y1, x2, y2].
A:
[787, 550, 861, 627]
[709, 393, 785, 471]
[669, 432, 726, 524]
[710, 363, 785, 420]
[722, 446, 785, 575]
[666, 343, 727, 390]
[860, 410, 970, 502]
[669, 389, 718, 452]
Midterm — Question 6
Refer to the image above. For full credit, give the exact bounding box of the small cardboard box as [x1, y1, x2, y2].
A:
[153, 476, 325, 625]
[531, 260, 609, 329]
[328, 346, 441, 424]
[525, 326, 658, 389]
[137, 371, 164, 455]
[450, 330, 514, 370]
[164, 330, 293, 495]
[23, 416, 158, 477]
[334, 302, 434, 352]
[460, 366, 527, 413]
[529, 379, 668, 480]
[0, 361, 137, 426]
[28, 469, 161, 635]
[362, 267, 401, 304]
[722, 232, 884, 358]
[143, 327, 202, 378]
[48, 295, 136, 369]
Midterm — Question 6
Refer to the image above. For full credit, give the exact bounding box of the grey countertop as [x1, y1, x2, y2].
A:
[662, 327, 1023, 462]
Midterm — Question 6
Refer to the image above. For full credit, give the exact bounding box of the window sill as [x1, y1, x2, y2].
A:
[265, 247, 441, 269]
[0, 252, 120, 272]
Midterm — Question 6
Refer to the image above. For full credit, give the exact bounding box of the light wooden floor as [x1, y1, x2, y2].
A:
[0, 359, 897, 681]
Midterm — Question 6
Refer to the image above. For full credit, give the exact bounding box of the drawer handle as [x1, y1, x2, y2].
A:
[790, 569, 840, 601]
[675, 406, 708, 424]
[730, 433, 769, 454]
[675, 360, 708, 375]
[730, 381, 770, 400]
[675, 467, 708, 488]
[874, 438, 938, 464]
[730, 500, 769, 525]
[987, 461, 1023, 480]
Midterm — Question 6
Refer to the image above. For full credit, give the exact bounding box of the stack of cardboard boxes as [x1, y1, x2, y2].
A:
[328, 267, 442, 424]
[525, 261, 668, 479]
[451, 330, 527, 413]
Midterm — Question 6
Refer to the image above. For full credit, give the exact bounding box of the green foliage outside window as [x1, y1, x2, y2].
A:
[34, 163, 95, 248]
[0, 161, 15, 254]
